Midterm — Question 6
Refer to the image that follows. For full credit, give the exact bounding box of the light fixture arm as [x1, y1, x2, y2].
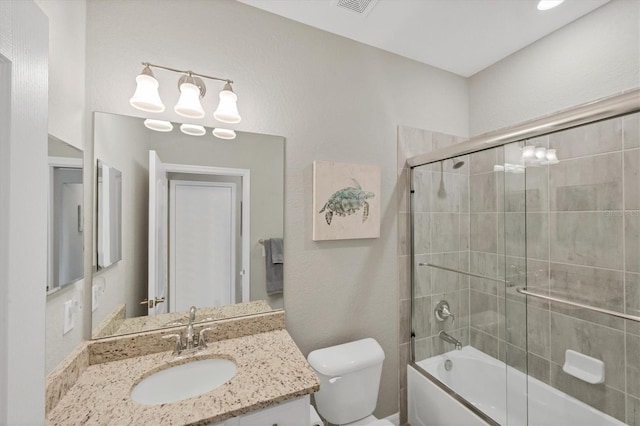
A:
[142, 62, 233, 84]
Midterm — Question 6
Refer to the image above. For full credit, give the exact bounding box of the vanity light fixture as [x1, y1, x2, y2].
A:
[129, 62, 241, 123]
[175, 74, 206, 118]
[537, 0, 564, 11]
[130, 64, 165, 113]
[213, 83, 241, 124]
[144, 119, 174, 132]
[212, 128, 236, 140]
[180, 123, 206, 136]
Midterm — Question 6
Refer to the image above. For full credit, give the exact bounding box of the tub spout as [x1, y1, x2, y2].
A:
[439, 330, 462, 350]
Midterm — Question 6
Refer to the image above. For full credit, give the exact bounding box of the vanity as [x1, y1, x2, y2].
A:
[46, 310, 319, 425]
[44, 113, 313, 425]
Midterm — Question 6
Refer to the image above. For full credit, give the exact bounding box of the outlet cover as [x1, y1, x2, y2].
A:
[92, 285, 99, 312]
[63, 300, 74, 334]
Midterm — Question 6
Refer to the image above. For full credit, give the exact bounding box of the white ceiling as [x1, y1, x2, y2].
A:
[238, 0, 610, 77]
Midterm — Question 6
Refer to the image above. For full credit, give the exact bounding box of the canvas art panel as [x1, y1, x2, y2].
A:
[313, 161, 380, 241]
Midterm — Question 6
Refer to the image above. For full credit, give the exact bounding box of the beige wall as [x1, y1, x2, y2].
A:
[85, 0, 469, 417]
[1, 1, 49, 423]
[469, 0, 640, 136]
[35, 0, 90, 374]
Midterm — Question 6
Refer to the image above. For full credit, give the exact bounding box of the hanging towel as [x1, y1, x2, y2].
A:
[265, 238, 284, 295]
[270, 238, 284, 264]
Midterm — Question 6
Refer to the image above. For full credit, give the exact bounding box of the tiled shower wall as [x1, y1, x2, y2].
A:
[397, 126, 467, 424]
[515, 113, 639, 424]
[398, 112, 640, 425]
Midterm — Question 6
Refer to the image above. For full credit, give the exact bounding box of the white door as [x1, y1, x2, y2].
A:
[148, 151, 168, 315]
[170, 180, 236, 312]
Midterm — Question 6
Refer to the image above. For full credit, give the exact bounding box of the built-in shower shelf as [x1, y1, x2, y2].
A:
[563, 350, 605, 384]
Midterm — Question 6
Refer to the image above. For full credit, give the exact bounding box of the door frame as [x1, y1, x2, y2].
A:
[164, 163, 251, 303]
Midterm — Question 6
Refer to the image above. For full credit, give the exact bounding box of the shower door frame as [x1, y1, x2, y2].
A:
[407, 88, 640, 425]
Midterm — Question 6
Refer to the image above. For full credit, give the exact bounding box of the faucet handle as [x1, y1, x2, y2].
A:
[163, 333, 183, 355]
[198, 327, 214, 350]
[435, 300, 454, 322]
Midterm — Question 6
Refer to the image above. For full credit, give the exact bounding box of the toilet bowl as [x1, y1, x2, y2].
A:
[307, 338, 393, 426]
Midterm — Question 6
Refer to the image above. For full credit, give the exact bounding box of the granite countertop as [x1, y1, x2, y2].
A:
[46, 329, 319, 426]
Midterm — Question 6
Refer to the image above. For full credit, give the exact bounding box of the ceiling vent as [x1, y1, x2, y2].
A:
[334, 0, 380, 16]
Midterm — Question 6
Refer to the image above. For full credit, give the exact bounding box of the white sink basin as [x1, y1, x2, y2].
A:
[131, 358, 237, 405]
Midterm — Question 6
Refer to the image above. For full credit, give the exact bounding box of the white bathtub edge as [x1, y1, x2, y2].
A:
[408, 364, 489, 426]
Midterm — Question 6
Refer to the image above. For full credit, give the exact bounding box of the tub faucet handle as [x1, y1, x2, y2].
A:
[435, 300, 455, 327]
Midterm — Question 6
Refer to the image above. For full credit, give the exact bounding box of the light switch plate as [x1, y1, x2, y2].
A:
[63, 300, 74, 334]
[92, 285, 100, 312]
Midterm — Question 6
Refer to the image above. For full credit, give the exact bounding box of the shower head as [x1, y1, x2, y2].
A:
[451, 158, 465, 169]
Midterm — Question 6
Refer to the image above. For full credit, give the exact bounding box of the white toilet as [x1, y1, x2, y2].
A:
[307, 338, 394, 426]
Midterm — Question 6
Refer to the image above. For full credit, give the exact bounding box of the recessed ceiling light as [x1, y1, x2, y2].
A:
[537, 0, 565, 11]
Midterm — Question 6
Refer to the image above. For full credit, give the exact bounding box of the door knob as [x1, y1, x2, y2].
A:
[139, 297, 166, 308]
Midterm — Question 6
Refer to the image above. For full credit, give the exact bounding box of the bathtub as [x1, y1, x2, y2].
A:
[408, 346, 624, 426]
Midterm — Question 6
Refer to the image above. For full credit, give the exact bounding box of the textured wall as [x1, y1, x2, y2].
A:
[35, 0, 89, 374]
[469, 0, 640, 136]
[85, 0, 469, 417]
[0, 0, 49, 422]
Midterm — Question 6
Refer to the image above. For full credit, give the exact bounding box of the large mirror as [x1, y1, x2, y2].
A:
[47, 135, 84, 293]
[96, 159, 122, 269]
[91, 112, 284, 339]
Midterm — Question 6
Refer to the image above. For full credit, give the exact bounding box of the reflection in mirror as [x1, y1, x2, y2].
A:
[92, 112, 284, 339]
[47, 135, 84, 293]
[96, 160, 122, 269]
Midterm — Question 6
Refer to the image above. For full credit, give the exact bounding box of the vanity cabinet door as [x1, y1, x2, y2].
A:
[237, 395, 310, 426]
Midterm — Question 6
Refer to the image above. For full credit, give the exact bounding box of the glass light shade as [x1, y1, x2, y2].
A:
[212, 128, 236, 140]
[521, 145, 536, 162]
[180, 123, 206, 136]
[213, 88, 241, 124]
[535, 147, 547, 160]
[174, 83, 205, 118]
[537, 0, 564, 11]
[144, 119, 173, 132]
[545, 148, 559, 164]
[130, 74, 165, 113]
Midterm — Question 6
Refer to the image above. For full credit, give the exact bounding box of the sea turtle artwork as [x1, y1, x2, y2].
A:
[319, 179, 375, 225]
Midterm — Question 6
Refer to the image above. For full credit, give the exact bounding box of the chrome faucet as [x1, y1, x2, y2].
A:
[162, 306, 216, 356]
[439, 330, 462, 350]
[185, 306, 197, 350]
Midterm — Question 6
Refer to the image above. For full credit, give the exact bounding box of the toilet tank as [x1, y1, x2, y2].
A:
[307, 338, 385, 425]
